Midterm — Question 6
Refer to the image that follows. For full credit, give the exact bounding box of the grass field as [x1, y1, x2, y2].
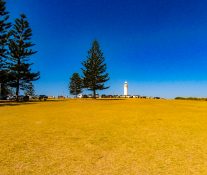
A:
[1, 99, 207, 175]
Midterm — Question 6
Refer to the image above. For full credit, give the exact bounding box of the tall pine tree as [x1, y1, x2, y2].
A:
[81, 40, 109, 98]
[0, 0, 11, 98]
[69, 73, 83, 98]
[9, 14, 40, 101]
[23, 82, 35, 96]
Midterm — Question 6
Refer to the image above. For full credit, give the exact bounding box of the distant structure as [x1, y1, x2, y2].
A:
[124, 81, 128, 96]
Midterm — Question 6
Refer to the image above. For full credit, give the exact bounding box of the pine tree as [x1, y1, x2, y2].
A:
[0, 0, 11, 98]
[69, 73, 83, 97]
[8, 14, 40, 101]
[81, 40, 109, 98]
[23, 82, 35, 96]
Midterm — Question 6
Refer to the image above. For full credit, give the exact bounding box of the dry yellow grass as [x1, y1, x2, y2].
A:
[1, 99, 207, 175]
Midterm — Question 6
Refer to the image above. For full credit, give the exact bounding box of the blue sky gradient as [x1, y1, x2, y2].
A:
[6, 0, 207, 98]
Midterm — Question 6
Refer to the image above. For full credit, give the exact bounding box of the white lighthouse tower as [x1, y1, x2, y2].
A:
[124, 81, 128, 96]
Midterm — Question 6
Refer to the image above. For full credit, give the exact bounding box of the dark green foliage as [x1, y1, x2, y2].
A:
[23, 82, 35, 96]
[0, 85, 12, 97]
[8, 14, 40, 101]
[69, 73, 83, 97]
[0, 0, 11, 98]
[0, 70, 12, 97]
[175, 97, 207, 101]
[81, 40, 109, 98]
[0, 0, 11, 67]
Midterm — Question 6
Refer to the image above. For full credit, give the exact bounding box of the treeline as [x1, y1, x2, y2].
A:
[69, 40, 109, 99]
[175, 97, 207, 101]
[0, 0, 39, 101]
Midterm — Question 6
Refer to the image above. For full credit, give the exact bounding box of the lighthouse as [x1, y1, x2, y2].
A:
[124, 81, 128, 96]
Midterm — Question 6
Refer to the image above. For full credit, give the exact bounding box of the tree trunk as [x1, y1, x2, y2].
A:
[16, 79, 19, 102]
[0, 83, 2, 99]
[16, 59, 20, 102]
[93, 89, 96, 99]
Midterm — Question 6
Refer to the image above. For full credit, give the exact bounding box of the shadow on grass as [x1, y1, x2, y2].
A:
[0, 99, 65, 107]
[70, 98, 126, 101]
[0, 101, 37, 107]
[96, 98, 126, 101]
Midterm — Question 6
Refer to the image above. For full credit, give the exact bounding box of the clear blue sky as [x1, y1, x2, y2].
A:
[6, 0, 207, 98]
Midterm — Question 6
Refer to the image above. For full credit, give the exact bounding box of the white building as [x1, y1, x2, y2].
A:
[124, 81, 128, 96]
